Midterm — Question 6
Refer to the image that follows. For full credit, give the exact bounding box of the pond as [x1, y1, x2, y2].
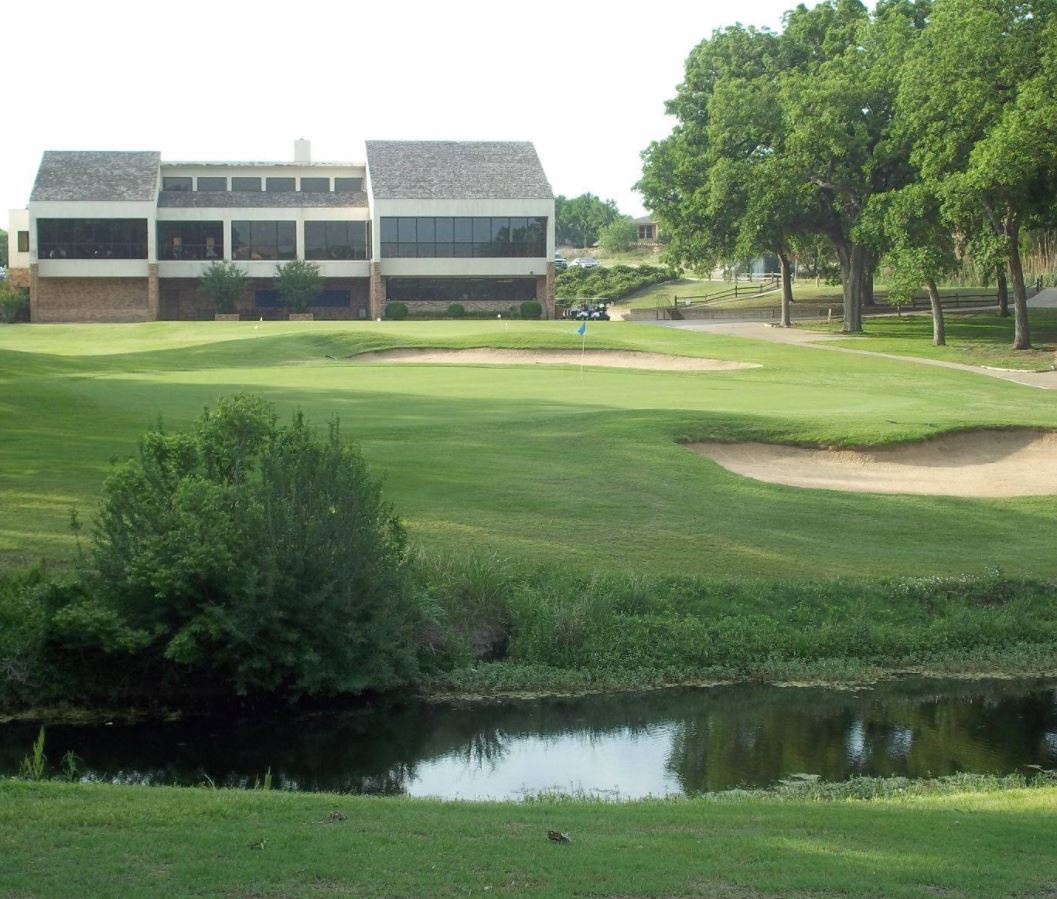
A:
[2, 678, 1055, 799]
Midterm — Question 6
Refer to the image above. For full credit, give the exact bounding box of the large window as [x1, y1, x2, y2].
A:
[334, 177, 363, 192]
[231, 177, 262, 192]
[380, 216, 546, 258]
[197, 176, 227, 192]
[386, 278, 537, 303]
[255, 288, 351, 308]
[266, 177, 296, 192]
[232, 221, 295, 260]
[157, 221, 224, 260]
[37, 219, 148, 260]
[305, 221, 369, 260]
[301, 177, 330, 192]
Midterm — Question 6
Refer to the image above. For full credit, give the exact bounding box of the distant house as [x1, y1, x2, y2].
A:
[633, 214, 660, 246]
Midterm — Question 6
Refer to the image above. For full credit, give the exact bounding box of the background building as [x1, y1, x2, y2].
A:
[6, 140, 555, 322]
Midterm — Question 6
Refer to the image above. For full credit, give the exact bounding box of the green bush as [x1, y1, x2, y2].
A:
[385, 302, 409, 320]
[519, 300, 543, 320]
[0, 282, 30, 323]
[447, 303, 466, 318]
[73, 395, 418, 699]
[197, 261, 247, 314]
[555, 264, 678, 301]
[274, 260, 322, 313]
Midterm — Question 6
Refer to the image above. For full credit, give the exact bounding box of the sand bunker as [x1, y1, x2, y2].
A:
[352, 348, 758, 372]
[686, 429, 1057, 497]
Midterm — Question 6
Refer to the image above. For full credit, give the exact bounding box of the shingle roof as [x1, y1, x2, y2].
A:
[158, 191, 368, 209]
[30, 151, 161, 202]
[633, 214, 656, 224]
[366, 141, 552, 200]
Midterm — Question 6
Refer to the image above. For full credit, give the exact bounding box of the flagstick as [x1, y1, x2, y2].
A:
[580, 329, 586, 380]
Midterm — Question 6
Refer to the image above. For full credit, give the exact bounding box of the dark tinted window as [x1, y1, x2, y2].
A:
[232, 220, 296, 260]
[17, 231, 29, 252]
[378, 217, 546, 259]
[231, 177, 262, 191]
[387, 278, 537, 302]
[334, 177, 362, 192]
[301, 177, 330, 192]
[37, 219, 148, 260]
[157, 221, 223, 260]
[197, 176, 227, 191]
[162, 176, 192, 191]
[266, 177, 296, 191]
[304, 221, 368, 260]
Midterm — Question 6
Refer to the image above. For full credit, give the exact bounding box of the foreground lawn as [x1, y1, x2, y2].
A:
[806, 309, 1057, 370]
[2, 780, 1055, 897]
[2, 320, 1057, 578]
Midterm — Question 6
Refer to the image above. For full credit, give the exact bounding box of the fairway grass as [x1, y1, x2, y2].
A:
[2, 779, 1056, 898]
[3, 320, 1057, 578]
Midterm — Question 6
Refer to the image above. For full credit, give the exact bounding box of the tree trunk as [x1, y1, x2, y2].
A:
[838, 242, 866, 333]
[778, 251, 793, 327]
[864, 264, 875, 307]
[996, 266, 1009, 318]
[926, 278, 945, 346]
[1006, 217, 1031, 350]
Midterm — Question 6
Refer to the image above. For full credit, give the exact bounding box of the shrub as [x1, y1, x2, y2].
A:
[385, 302, 409, 320]
[555, 264, 678, 302]
[447, 303, 465, 318]
[0, 282, 30, 323]
[274, 260, 322, 314]
[197, 261, 247, 315]
[519, 300, 543, 320]
[83, 394, 418, 698]
[598, 217, 638, 254]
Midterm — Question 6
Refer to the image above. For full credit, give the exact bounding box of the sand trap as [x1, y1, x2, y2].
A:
[686, 429, 1057, 497]
[352, 348, 759, 372]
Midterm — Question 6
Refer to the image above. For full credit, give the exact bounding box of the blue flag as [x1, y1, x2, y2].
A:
[577, 321, 587, 336]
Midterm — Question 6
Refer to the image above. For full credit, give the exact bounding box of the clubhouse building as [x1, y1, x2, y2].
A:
[5, 140, 556, 321]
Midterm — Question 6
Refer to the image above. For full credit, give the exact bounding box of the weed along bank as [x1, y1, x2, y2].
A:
[6, 140, 556, 322]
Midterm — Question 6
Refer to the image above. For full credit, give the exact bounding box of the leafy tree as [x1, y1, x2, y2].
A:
[0, 228, 8, 267]
[274, 259, 322, 313]
[640, 1, 927, 333]
[197, 261, 248, 314]
[555, 194, 621, 248]
[899, 0, 1057, 349]
[598, 217, 639, 254]
[81, 395, 418, 697]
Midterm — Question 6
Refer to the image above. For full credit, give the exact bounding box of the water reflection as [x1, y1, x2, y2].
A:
[0, 678, 1055, 799]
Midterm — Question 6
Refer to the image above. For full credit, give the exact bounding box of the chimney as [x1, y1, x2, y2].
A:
[294, 138, 311, 163]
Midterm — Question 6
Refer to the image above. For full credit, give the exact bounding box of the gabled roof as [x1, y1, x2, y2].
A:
[158, 191, 368, 209]
[366, 141, 552, 200]
[31, 151, 161, 202]
[633, 214, 657, 224]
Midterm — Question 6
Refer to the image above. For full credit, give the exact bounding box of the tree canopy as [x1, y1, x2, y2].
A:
[638, 0, 1054, 346]
[555, 194, 622, 248]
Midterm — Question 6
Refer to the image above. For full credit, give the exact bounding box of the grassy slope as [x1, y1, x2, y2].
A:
[2, 780, 1056, 898]
[806, 309, 1057, 370]
[2, 320, 1057, 579]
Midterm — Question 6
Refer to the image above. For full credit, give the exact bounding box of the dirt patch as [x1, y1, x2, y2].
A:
[686, 429, 1057, 497]
[351, 348, 759, 372]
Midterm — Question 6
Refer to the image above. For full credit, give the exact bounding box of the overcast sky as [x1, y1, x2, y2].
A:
[3, 0, 795, 219]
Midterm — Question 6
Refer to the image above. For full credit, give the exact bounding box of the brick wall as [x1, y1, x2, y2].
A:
[6, 269, 31, 290]
[34, 277, 151, 323]
[158, 278, 370, 321]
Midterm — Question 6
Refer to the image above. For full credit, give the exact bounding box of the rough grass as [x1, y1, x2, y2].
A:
[1, 778, 1056, 897]
[2, 320, 1057, 580]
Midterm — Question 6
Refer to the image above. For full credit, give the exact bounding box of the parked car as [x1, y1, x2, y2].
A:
[554, 253, 567, 271]
[569, 257, 599, 269]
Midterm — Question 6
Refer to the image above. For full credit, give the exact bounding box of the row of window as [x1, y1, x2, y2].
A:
[162, 176, 363, 193]
[33, 218, 542, 263]
[380, 217, 547, 258]
[386, 277, 538, 303]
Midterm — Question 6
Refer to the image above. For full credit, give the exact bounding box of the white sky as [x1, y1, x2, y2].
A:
[2, 0, 793, 219]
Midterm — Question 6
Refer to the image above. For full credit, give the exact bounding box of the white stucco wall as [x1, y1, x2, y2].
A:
[6, 209, 30, 269]
[29, 200, 157, 276]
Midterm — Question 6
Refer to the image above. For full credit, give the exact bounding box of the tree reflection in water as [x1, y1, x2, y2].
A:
[1, 678, 1054, 797]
